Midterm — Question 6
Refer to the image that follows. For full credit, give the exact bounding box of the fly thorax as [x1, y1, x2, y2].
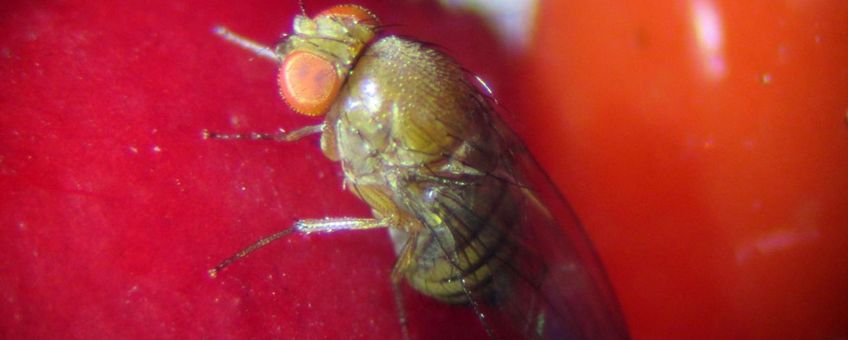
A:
[334, 75, 393, 170]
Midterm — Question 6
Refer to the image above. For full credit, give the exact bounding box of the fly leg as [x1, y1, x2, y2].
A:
[214, 26, 281, 63]
[209, 217, 386, 278]
[202, 124, 324, 143]
[295, 217, 386, 233]
[207, 26, 310, 143]
[390, 235, 419, 340]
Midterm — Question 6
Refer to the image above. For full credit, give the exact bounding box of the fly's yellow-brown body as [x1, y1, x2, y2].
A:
[323, 36, 516, 303]
[208, 5, 629, 339]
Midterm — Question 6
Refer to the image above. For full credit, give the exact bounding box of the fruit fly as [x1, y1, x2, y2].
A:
[206, 4, 629, 339]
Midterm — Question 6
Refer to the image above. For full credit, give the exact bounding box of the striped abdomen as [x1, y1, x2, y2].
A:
[393, 170, 522, 303]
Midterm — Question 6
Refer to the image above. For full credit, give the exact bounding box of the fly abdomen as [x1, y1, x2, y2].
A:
[403, 174, 522, 304]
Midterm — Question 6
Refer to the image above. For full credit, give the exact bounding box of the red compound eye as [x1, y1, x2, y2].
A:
[279, 50, 341, 116]
[316, 4, 379, 26]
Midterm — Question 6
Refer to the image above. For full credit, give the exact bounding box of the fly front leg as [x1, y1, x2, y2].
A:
[209, 217, 386, 278]
[202, 124, 324, 143]
[214, 26, 282, 63]
[206, 25, 311, 143]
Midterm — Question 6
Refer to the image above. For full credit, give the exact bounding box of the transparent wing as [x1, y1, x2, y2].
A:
[489, 112, 630, 339]
[395, 92, 630, 339]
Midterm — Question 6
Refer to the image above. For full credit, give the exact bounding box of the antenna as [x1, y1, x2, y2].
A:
[299, 0, 307, 16]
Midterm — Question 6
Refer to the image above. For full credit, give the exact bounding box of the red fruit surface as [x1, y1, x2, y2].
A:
[511, 1, 848, 339]
[3, 0, 847, 339]
[0, 1, 505, 339]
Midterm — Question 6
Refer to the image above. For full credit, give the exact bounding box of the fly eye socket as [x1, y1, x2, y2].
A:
[315, 4, 380, 26]
[279, 51, 342, 116]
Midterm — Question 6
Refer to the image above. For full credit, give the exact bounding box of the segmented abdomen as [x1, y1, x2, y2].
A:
[401, 171, 523, 303]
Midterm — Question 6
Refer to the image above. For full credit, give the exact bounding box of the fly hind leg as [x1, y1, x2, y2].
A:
[209, 217, 386, 278]
[390, 233, 420, 340]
